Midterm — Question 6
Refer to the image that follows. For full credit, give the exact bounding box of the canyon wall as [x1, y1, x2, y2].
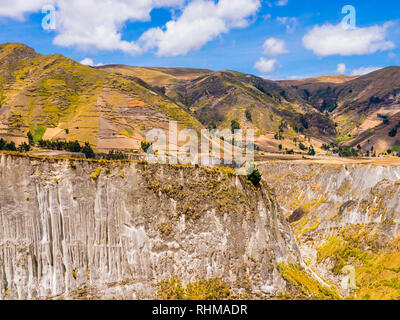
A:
[0, 154, 301, 300]
[259, 161, 400, 299]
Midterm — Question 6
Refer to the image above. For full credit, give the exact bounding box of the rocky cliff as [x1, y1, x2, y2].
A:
[0, 153, 305, 300]
[260, 161, 400, 299]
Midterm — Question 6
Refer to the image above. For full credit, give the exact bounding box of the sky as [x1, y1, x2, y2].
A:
[0, 0, 399, 80]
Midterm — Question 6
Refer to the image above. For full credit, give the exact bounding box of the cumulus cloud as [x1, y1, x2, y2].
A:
[80, 58, 103, 67]
[53, 0, 186, 54]
[0, 0, 260, 56]
[139, 0, 261, 56]
[263, 37, 288, 56]
[303, 22, 395, 56]
[254, 57, 278, 74]
[337, 63, 346, 74]
[0, 0, 183, 54]
[351, 66, 382, 76]
[0, 0, 50, 20]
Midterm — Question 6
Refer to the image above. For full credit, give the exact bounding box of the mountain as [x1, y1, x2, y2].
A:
[0, 42, 399, 154]
[101, 64, 337, 153]
[283, 67, 400, 152]
[0, 43, 203, 151]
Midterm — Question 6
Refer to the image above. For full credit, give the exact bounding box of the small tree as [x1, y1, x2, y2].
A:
[27, 131, 34, 146]
[299, 142, 307, 151]
[18, 142, 31, 152]
[247, 168, 262, 186]
[245, 110, 252, 122]
[231, 120, 240, 133]
[141, 141, 153, 153]
[82, 142, 95, 159]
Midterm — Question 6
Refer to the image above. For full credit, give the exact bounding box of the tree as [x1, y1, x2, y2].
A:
[27, 131, 34, 146]
[247, 169, 262, 186]
[245, 110, 252, 122]
[231, 120, 240, 133]
[300, 115, 309, 129]
[5, 141, 16, 151]
[18, 142, 31, 152]
[299, 142, 307, 151]
[82, 142, 95, 159]
[141, 141, 153, 153]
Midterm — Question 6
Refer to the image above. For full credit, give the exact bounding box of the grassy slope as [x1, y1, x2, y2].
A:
[284, 67, 400, 152]
[0, 43, 203, 151]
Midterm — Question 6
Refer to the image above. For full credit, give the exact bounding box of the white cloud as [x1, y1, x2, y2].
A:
[263, 37, 288, 56]
[0, 0, 49, 20]
[139, 0, 261, 56]
[0, 0, 185, 54]
[303, 22, 395, 56]
[277, 17, 297, 33]
[53, 0, 186, 54]
[0, 0, 260, 56]
[254, 57, 278, 74]
[351, 66, 382, 76]
[80, 58, 103, 66]
[337, 63, 346, 74]
[275, 0, 288, 6]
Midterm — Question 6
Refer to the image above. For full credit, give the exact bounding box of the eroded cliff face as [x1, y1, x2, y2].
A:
[0, 154, 301, 300]
[260, 161, 400, 299]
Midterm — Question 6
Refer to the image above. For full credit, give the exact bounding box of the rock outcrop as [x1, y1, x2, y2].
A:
[0, 154, 301, 300]
[260, 161, 400, 299]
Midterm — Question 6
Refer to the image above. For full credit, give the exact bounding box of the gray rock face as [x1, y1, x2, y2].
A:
[259, 161, 400, 296]
[259, 161, 400, 239]
[0, 154, 300, 300]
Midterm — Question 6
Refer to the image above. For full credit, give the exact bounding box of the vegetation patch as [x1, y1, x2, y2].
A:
[155, 277, 231, 300]
[278, 264, 339, 300]
[91, 167, 102, 180]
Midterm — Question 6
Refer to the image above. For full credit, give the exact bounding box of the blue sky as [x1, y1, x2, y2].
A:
[0, 0, 399, 79]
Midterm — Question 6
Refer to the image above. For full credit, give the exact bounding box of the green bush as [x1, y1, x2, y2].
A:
[247, 168, 262, 186]
[141, 141, 153, 153]
[231, 120, 240, 133]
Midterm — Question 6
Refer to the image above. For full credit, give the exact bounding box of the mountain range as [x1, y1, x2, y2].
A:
[0, 42, 399, 154]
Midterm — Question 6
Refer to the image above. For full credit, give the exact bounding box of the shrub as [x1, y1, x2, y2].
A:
[104, 150, 127, 160]
[338, 147, 359, 157]
[247, 168, 262, 186]
[299, 142, 307, 151]
[27, 131, 34, 146]
[389, 127, 398, 137]
[155, 277, 230, 300]
[245, 109, 252, 122]
[82, 142, 95, 159]
[231, 120, 240, 133]
[91, 167, 102, 180]
[18, 142, 31, 152]
[141, 141, 153, 153]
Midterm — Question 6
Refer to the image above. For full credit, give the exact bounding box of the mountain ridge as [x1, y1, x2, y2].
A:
[0, 42, 399, 155]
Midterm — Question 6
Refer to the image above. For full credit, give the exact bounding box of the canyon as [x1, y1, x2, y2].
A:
[0, 153, 304, 300]
[2, 152, 400, 299]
